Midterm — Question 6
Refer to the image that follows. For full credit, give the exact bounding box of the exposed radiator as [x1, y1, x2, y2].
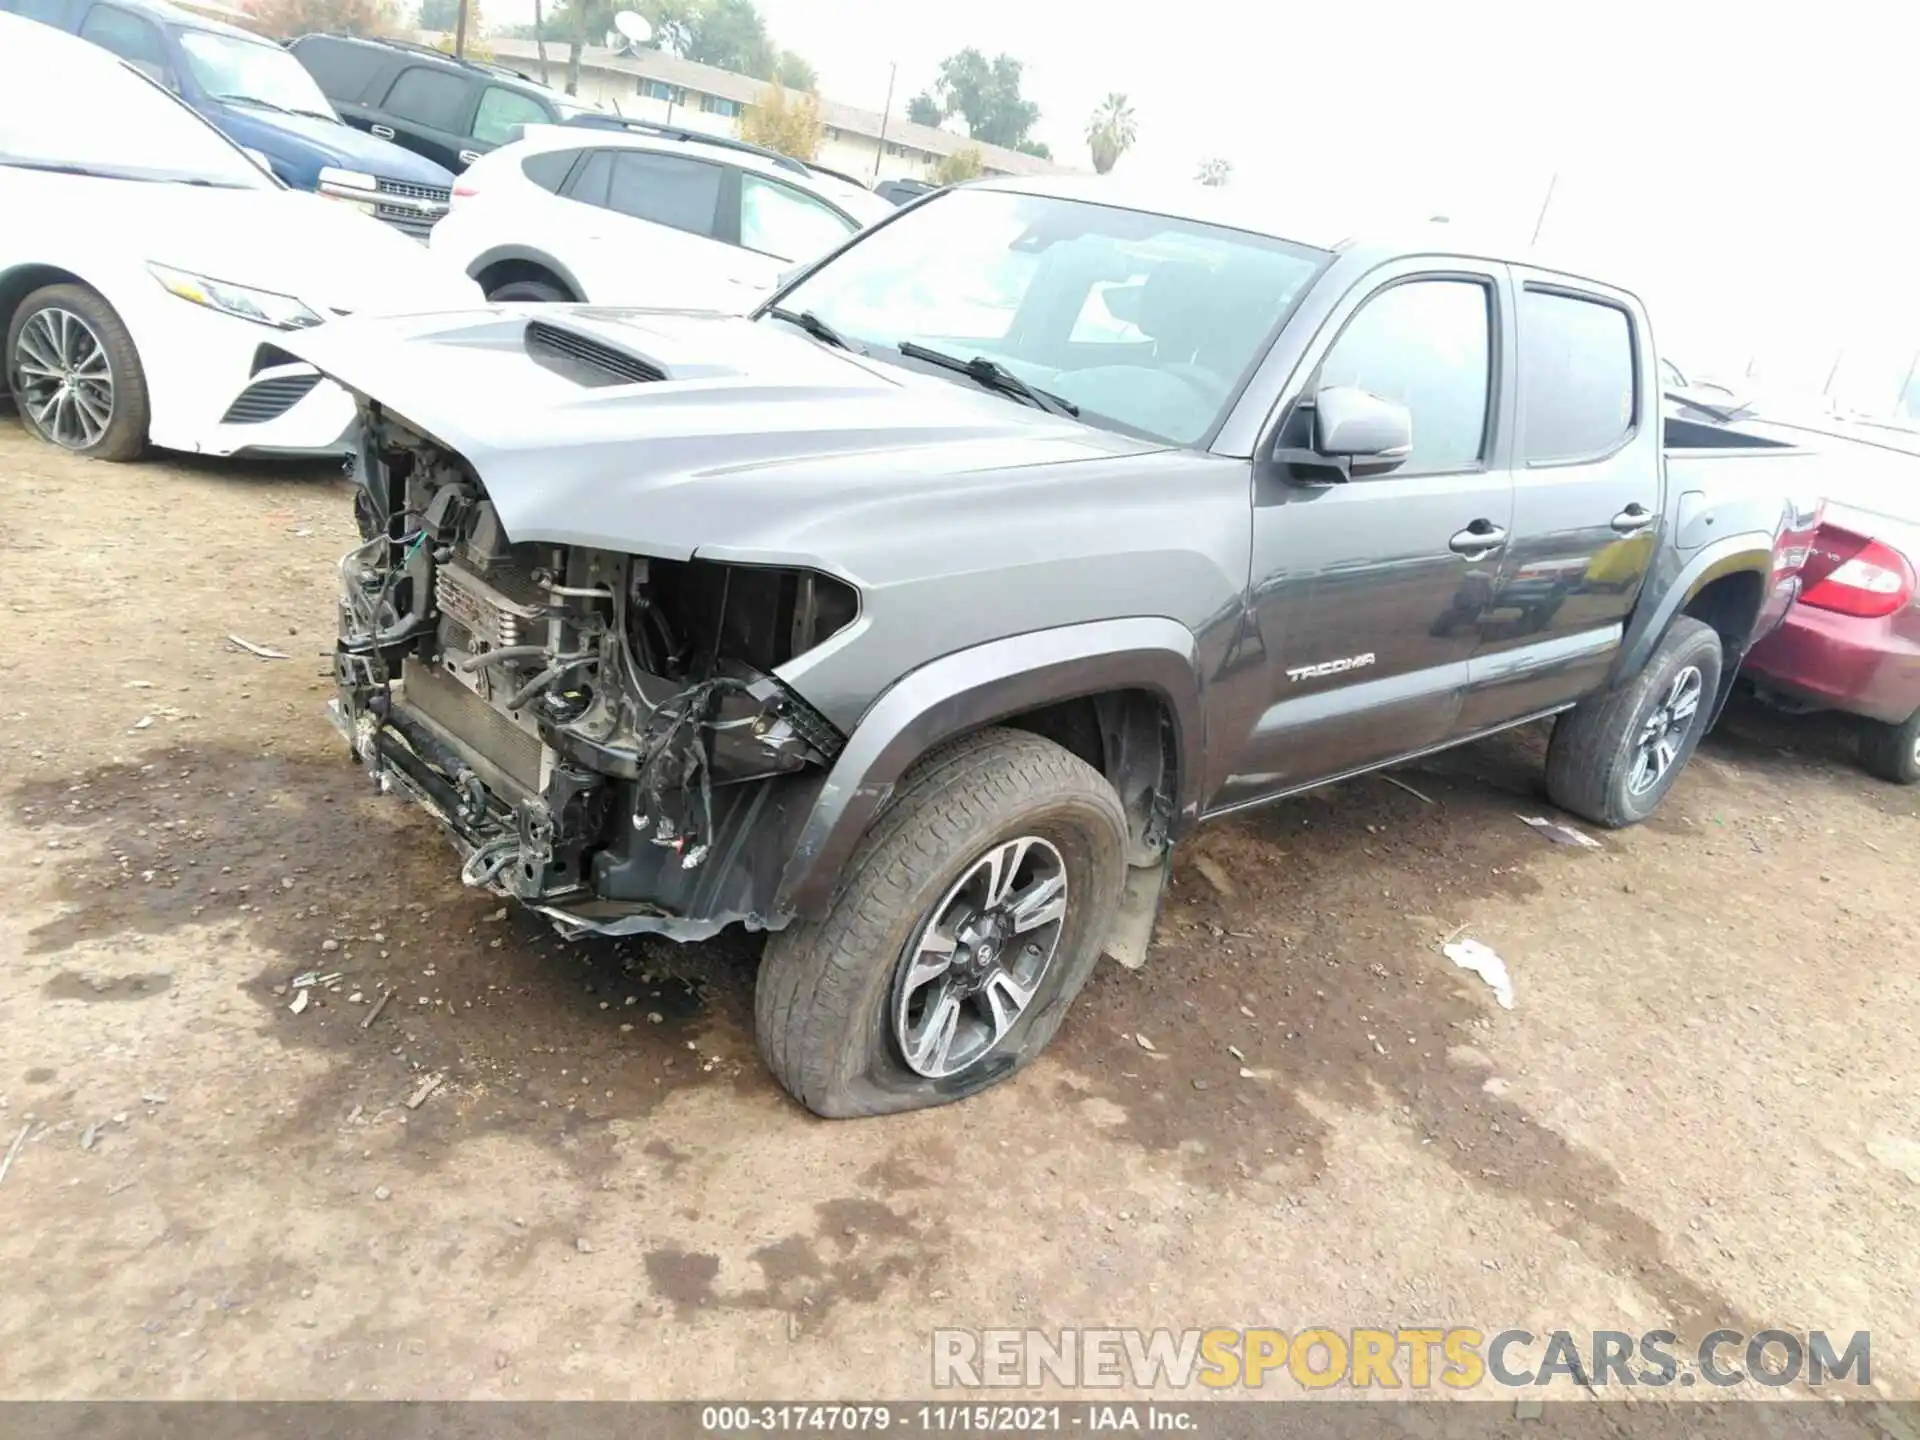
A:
[435, 561, 544, 651]
[401, 658, 544, 794]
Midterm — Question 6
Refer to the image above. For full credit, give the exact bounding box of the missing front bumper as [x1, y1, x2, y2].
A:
[327, 694, 823, 942]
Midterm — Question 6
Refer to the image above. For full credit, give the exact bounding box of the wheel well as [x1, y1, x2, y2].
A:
[997, 690, 1176, 866]
[0, 265, 88, 397]
[471, 256, 576, 300]
[1683, 569, 1765, 716]
[1683, 571, 1764, 656]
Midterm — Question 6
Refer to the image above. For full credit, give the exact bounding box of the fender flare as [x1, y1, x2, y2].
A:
[1614, 532, 1781, 720]
[464, 245, 586, 301]
[775, 617, 1207, 919]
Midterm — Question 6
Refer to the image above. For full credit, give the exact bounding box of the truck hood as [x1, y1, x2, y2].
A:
[281, 305, 1170, 562]
[113, 183, 478, 314]
[211, 101, 454, 186]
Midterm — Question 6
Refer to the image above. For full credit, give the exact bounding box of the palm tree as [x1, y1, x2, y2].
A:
[1085, 92, 1136, 175]
[1195, 155, 1231, 187]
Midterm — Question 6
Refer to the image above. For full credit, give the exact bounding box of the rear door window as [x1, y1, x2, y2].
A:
[605, 151, 724, 237]
[78, 4, 170, 82]
[382, 65, 470, 132]
[1520, 289, 1638, 462]
[289, 36, 376, 100]
[563, 148, 615, 207]
[738, 172, 854, 260]
[472, 84, 548, 145]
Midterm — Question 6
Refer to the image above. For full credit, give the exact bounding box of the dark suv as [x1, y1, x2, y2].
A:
[289, 34, 594, 173]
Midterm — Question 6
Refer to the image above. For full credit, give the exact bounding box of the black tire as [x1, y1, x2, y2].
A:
[486, 278, 571, 302]
[1545, 616, 1724, 827]
[755, 727, 1129, 1118]
[1859, 709, 1920, 785]
[6, 283, 148, 461]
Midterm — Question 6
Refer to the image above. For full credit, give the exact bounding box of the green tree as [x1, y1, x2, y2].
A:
[1015, 138, 1050, 159]
[416, 0, 455, 28]
[683, 0, 773, 77]
[773, 48, 816, 91]
[911, 48, 1041, 151]
[740, 82, 822, 159]
[1085, 92, 1135, 174]
[1195, 155, 1231, 187]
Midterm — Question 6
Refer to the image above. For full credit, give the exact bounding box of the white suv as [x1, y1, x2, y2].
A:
[429, 121, 895, 312]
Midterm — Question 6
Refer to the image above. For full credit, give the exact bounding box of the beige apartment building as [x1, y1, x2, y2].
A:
[481, 37, 1063, 184]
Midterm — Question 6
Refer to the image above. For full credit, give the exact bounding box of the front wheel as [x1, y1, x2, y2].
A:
[6, 283, 149, 460]
[1859, 708, 1920, 785]
[754, 728, 1128, 1118]
[1545, 616, 1724, 827]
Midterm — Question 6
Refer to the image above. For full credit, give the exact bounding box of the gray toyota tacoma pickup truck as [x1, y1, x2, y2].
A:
[288, 175, 1824, 1117]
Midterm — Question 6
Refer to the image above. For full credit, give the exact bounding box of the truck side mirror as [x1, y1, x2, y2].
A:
[1313, 385, 1413, 463]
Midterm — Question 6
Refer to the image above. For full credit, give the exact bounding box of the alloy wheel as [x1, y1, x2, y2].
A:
[892, 835, 1069, 1079]
[1628, 664, 1703, 796]
[12, 307, 114, 451]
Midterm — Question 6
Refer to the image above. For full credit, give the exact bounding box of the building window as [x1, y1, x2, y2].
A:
[699, 94, 742, 117]
[638, 79, 678, 102]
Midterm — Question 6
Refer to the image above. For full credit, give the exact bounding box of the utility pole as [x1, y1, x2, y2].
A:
[1529, 171, 1557, 249]
[453, 0, 468, 57]
[873, 60, 896, 180]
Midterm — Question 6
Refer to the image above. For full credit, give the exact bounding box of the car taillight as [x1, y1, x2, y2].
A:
[1799, 528, 1915, 618]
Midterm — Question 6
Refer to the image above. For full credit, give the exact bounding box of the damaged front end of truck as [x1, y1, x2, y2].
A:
[330, 407, 853, 940]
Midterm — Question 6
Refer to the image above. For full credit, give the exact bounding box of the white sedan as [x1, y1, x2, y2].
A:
[0, 13, 480, 461]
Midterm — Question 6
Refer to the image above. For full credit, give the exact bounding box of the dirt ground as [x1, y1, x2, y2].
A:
[0, 419, 1915, 1406]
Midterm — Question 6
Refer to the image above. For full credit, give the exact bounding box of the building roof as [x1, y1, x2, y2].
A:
[483, 38, 1064, 177]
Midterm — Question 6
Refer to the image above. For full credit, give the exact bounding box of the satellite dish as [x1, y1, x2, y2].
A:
[610, 9, 652, 51]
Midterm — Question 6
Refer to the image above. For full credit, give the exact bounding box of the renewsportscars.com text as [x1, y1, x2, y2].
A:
[932, 1328, 1871, 1391]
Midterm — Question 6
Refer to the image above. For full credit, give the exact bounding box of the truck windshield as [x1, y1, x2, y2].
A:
[0, 40, 270, 189]
[179, 29, 339, 122]
[771, 187, 1329, 446]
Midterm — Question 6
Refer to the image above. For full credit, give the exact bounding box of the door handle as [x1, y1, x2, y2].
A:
[1611, 504, 1655, 534]
[1449, 521, 1508, 558]
[371, 123, 395, 139]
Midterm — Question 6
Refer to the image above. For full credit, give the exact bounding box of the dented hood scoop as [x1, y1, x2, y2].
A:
[278, 305, 1163, 561]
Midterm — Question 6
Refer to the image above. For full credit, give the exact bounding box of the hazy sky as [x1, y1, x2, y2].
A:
[511, 0, 1918, 406]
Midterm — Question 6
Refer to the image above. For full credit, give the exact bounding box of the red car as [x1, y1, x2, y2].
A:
[1744, 419, 1920, 783]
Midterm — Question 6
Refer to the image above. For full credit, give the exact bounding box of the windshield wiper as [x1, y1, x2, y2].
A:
[212, 92, 290, 114]
[768, 307, 854, 351]
[896, 341, 1080, 418]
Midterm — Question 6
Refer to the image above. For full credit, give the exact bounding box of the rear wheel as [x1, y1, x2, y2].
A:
[754, 728, 1128, 1118]
[6, 284, 148, 460]
[1545, 617, 1724, 827]
[486, 277, 571, 302]
[1859, 708, 1920, 785]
